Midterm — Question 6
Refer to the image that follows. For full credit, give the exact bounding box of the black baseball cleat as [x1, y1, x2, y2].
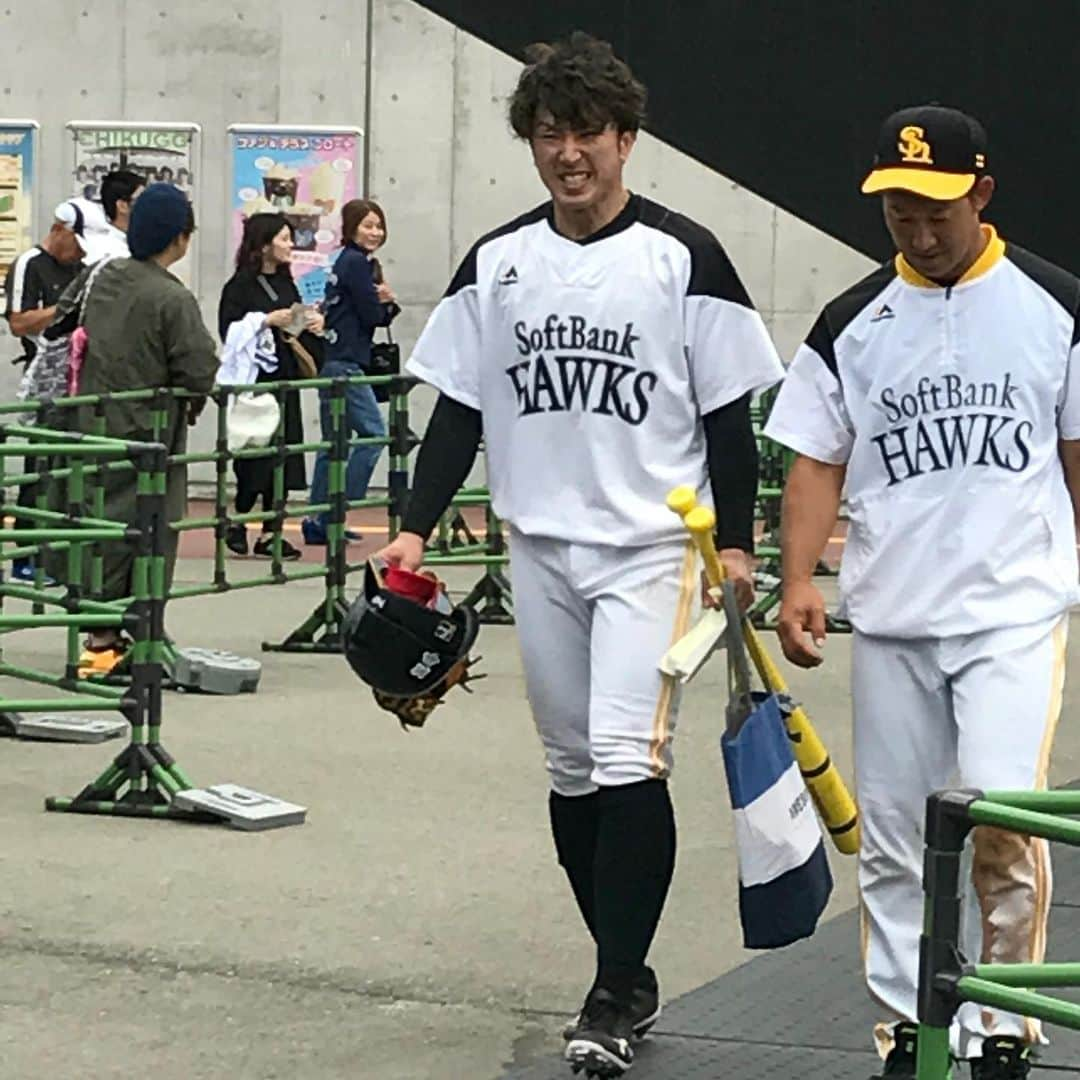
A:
[563, 967, 660, 1044]
[564, 987, 635, 1077]
[969, 1036, 1032, 1079]
[870, 1022, 919, 1078]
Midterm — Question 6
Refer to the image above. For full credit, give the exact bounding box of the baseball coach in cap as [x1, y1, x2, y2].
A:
[764, 105, 1080, 1078]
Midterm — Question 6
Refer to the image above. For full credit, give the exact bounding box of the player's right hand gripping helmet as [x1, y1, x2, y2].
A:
[342, 561, 482, 730]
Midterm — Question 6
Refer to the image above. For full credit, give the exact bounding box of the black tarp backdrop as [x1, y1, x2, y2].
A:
[417, 1, 1074, 272]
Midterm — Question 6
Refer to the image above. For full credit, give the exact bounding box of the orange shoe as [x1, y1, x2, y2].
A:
[77, 639, 130, 679]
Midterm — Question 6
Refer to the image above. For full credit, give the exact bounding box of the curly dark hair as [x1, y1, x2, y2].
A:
[509, 31, 647, 138]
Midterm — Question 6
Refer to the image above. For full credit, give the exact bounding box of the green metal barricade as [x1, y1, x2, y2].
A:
[0, 374, 511, 661]
[917, 789, 1080, 1078]
[0, 422, 213, 818]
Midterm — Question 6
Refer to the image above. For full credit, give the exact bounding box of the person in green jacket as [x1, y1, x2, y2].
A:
[45, 183, 218, 676]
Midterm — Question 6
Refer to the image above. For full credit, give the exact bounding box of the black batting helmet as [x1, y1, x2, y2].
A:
[342, 562, 479, 698]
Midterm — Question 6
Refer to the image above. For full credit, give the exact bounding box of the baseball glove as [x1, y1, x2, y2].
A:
[343, 560, 483, 730]
[372, 653, 482, 730]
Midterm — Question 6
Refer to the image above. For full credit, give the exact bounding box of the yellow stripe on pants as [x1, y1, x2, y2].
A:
[649, 542, 697, 776]
[1020, 616, 1068, 1044]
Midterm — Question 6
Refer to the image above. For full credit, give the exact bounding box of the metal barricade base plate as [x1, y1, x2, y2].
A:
[0, 712, 127, 743]
[173, 783, 306, 831]
[169, 648, 262, 695]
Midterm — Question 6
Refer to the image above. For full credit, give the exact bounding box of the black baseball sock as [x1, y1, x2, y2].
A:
[549, 789, 601, 942]
[592, 779, 677, 997]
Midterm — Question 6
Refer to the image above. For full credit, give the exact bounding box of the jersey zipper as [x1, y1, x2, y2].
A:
[942, 284, 953, 369]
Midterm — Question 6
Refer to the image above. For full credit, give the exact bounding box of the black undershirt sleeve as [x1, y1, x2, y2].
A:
[401, 393, 483, 539]
[703, 392, 758, 553]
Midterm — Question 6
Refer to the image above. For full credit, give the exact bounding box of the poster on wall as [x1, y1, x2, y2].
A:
[67, 121, 201, 291]
[0, 120, 39, 303]
[227, 125, 363, 305]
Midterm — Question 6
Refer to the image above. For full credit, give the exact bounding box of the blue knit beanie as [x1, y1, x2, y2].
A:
[128, 183, 192, 261]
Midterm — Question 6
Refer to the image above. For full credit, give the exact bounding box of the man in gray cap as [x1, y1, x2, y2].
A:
[45, 183, 218, 675]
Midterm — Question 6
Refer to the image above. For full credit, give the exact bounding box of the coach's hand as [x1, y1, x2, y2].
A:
[778, 580, 827, 668]
[375, 531, 426, 572]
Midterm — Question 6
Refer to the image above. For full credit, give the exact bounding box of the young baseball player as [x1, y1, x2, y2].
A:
[375, 32, 783, 1078]
[765, 105, 1080, 1079]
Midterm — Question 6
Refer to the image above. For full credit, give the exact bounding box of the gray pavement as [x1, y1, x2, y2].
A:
[2, 561, 1080, 1078]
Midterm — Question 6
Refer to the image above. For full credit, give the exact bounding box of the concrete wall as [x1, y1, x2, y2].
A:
[0, 0, 872, 491]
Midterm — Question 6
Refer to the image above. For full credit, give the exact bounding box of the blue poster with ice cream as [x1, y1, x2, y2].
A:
[227, 126, 362, 305]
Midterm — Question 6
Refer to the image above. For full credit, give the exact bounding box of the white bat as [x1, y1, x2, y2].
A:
[658, 593, 727, 683]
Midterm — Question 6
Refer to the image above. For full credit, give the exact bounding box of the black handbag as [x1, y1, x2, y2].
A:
[368, 328, 400, 403]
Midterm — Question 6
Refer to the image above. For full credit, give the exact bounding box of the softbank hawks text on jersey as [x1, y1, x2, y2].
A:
[506, 315, 657, 425]
[873, 372, 1033, 485]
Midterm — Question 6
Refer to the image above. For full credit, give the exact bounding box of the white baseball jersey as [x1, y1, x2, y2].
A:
[765, 226, 1080, 637]
[407, 195, 783, 547]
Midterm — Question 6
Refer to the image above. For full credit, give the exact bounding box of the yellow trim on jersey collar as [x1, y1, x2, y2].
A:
[895, 225, 1005, 288]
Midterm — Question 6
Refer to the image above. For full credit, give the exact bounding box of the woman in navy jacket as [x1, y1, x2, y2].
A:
[303, 199, 399, 544]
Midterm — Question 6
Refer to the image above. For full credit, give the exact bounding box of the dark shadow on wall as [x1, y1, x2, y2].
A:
[418, 0, 1077, 272]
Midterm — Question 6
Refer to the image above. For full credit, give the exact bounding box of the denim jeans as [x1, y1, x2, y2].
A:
[309, 360, 386, 525]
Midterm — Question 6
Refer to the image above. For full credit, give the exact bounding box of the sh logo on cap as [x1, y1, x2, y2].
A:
[898, 125, 933, 165]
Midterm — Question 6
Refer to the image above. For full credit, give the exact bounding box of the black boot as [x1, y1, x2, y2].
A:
[224, 523, 248, 556]
[970, 1036, 1031, 1079]
[871, 1022, 919, 1078]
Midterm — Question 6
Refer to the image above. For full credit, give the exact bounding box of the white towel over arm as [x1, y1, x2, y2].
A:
[218, 312, 279, 386]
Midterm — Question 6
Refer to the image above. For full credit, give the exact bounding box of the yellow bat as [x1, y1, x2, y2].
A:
[666, 486, 860, 856]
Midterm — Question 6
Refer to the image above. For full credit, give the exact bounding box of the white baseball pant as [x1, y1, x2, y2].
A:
[508, 528, 698, 796]
[854, 615, 1068, 1061]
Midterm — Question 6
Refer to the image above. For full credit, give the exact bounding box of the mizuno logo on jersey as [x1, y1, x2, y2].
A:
[870, 304, 895, 322]
[504, 355, 658, 426]
[499, 266, 519, 285]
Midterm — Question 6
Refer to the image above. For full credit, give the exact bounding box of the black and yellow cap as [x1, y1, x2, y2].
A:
[861, 105, 988, 200]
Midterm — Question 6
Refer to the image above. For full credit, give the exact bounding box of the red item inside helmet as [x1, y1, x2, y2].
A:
[383, 565, 440, 606]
